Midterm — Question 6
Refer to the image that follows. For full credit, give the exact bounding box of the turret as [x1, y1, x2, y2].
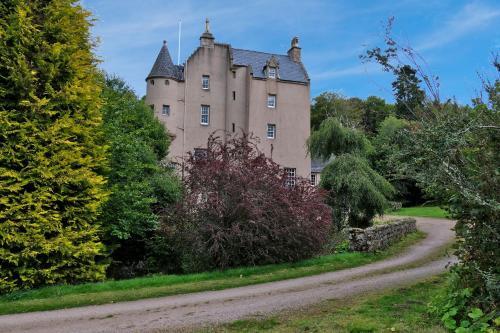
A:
[146, 40, 182, 82]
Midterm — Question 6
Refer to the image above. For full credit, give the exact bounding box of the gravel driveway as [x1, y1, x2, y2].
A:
[0, 217, 455, 333]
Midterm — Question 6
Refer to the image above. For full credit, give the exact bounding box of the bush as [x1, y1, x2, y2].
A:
[430, 271, 499, 333]
[161, 134, 332, 272]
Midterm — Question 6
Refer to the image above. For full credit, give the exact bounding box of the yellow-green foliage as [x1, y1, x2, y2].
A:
[0, 0, 108, 293]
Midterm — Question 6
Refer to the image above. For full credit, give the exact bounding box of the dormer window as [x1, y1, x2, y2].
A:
[268, 67, 276, 79]
[265, 56, 279, 80]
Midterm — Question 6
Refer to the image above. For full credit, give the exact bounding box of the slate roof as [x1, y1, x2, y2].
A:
[231, 48, 309, 83]
[311, 158, 329, 173]
[147, 41, 184, 81]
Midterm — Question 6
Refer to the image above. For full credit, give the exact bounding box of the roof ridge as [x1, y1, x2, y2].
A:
[231, 47, 288, 58]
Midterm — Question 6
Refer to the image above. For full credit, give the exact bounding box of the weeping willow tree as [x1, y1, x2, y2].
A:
[0, 0, 108, 292]
[308, 118, 394, 228]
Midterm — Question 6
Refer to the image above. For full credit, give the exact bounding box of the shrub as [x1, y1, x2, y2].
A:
[0, 0, 108, 292]
[160, 134, 332, 272]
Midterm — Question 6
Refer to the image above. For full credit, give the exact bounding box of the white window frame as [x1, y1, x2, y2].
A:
[285, 168, 296, 187]
[310, 173, 317, 185]
[267, 123, 276, 139]
[267, 94, 276, 108]
[162, 104, 170, 116]
[202, 75, 210, 90]
[268, 67, 276, 79]
[200, 105, 210, 125]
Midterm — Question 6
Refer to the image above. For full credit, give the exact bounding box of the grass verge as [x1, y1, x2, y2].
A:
[209, 275, 447, 333]
[0, 232, 425, 315]
[387, 206, 449, 219]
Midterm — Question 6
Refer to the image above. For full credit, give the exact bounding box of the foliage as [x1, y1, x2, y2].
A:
[308, 118, 394, 228]
[0, 0, 108, 292]
[362, 95, 394, 135]
[100, 75, 181, 278]
[310, 92, 365, 131]
[392, 65, 426, 119]
[430, 272, 499, 333]
[363, 18, 499, 330]
[161, 134, 332, 272]
[408, 101, 500, 326]
[308, 117, 372, 161]
[371, 116, 425, 205]
[320, 154, 395, 228]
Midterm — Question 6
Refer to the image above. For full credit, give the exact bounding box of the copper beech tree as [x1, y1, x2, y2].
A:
[160, 134, 332, 272]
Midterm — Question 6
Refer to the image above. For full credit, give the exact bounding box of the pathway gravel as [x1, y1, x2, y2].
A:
[0, 217, 455, 333]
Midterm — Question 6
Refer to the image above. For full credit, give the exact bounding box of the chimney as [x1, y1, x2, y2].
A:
[200, 18, 215, 48]
[287, 36, 301, 62]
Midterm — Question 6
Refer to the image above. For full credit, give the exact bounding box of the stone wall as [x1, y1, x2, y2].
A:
[348, 218, 417, 252]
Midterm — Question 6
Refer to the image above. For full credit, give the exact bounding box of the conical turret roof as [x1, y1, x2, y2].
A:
[146, 41, 183, 81]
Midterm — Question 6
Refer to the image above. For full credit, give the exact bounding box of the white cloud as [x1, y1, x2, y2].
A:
[417, 2, 500, 51]
[311, 63, 380, 80]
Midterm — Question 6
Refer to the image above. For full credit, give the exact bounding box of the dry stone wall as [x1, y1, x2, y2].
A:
[348, 218, 417, 252]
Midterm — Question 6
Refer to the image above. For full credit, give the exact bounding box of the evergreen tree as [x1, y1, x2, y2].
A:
[392, 65, 425, 120]
[0, 0, 108, 292]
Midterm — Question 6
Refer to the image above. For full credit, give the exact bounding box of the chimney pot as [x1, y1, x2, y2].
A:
[287, 36, 301, 62]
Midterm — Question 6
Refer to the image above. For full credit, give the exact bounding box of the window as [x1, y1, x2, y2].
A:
[194, 148, 208, 160]
[268, 67, 276, 78]
[285, 168, 296, 187]
[150, 79, 155, 85]
[232, 91, 236, 100]
[200, 105, 210, 125]
[267, 123, 276, 139]
[162, 105, 170, 116]
[310, 173, 317, 185]
[164, 79, 170, 85]
[232, 123, 235, 133]
[149, 104, 154, 111]
[267, 94, 276, 108]
[232, 71, 236, 79]
[202, 75, 210, 89]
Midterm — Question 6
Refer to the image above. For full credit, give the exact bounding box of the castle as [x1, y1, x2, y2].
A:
[145, 20, 312, 180]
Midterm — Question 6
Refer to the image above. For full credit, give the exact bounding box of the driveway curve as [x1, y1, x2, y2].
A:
[0, 217, 455, 333]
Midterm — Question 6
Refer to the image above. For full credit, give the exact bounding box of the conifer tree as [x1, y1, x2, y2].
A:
[0, 0, 108, 292]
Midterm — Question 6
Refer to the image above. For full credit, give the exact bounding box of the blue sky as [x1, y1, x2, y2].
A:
[84, 0, 499, 104]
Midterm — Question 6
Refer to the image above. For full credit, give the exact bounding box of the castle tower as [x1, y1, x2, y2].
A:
[145, 40, 185, 160]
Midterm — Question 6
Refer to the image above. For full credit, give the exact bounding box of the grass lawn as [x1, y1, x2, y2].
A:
[209, 275, 447, 333]
[387, 206, 449, 219]
[0, 232, 426, 315]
